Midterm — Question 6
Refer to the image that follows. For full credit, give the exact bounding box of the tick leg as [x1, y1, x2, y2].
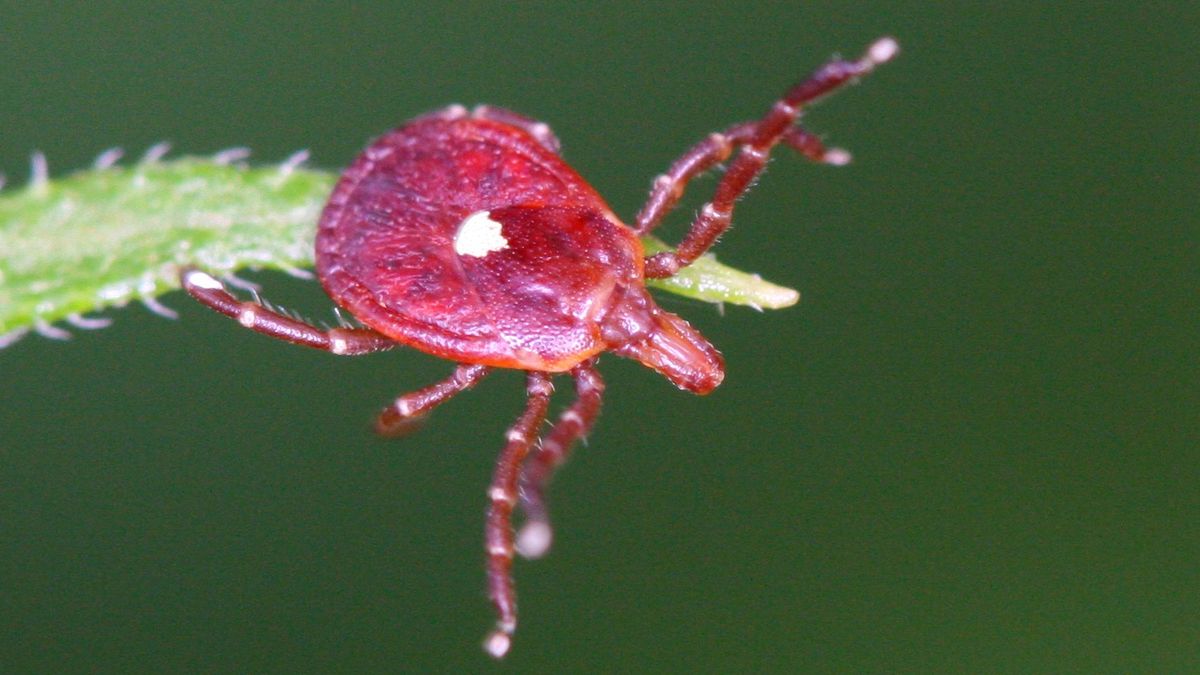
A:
[413, 104, 469, 123]
[483, 372, 554, 659]
[181, 267, 396, 355]
[471, 105, 562, 154]
[515, 360, 604, 559]
[374, 363, 491, 436]
[642, 37, 898, 279]
[634, 123, 849, 237]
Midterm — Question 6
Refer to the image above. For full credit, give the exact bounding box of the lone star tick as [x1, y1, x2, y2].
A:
[182, 37, 897, 658]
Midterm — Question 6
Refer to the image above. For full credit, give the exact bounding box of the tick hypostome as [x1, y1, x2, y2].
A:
[182, 37, 897, 658]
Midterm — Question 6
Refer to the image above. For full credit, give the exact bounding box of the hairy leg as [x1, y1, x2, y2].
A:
[181, 267, 396, 355]
[482, 372, 554, 659]
[516, 360, 604, 559]
[641, 37, 898, 278]
[374, 364, 491, 436]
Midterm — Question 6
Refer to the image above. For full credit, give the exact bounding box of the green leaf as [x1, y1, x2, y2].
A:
[641, 237, 799, 311]
[0, 152, 798, 342]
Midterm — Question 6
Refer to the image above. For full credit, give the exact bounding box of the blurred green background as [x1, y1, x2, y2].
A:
[1, 3, 1195, 673]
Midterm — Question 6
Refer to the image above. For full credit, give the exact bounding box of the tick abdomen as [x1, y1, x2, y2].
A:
[317, 115, 644, 371]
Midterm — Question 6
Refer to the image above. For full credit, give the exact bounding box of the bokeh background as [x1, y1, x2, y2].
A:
[0, 3, 1195, 673]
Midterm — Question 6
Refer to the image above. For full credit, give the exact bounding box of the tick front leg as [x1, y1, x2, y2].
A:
[642, 37, 898, 279]
[482, 372, 554, 659]
[181, 267, 396, 355]
[515, 360, 604, 559]
[374, 363, 490, 436]
[634, 123, 849, 238]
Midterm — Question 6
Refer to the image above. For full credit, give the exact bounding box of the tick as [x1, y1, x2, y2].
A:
[182, 37, 897, 658]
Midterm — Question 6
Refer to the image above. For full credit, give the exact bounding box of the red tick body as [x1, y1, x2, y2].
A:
[316, 109, 722, 391]
[181, 37, 897, 658]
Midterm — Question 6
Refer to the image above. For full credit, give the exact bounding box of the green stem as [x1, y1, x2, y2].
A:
[0, 152, 798, 341]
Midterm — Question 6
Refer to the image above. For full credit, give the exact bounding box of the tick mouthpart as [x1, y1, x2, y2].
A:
[603, 287, 724, 394]
[618, 309, 725, 394]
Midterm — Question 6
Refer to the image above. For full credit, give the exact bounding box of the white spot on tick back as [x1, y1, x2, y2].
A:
[454, 211, 509, 258]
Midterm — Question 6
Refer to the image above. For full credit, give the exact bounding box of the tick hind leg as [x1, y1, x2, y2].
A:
[515, 360, 604, 559]
[483, 372, 554, 659]
[637, 37, 898, 279]
[374, 364, 491, 436]
[181, 268, 397, 355]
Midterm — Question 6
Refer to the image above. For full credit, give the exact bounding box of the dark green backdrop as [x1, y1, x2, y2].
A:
[1, 3, 1195, 673]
